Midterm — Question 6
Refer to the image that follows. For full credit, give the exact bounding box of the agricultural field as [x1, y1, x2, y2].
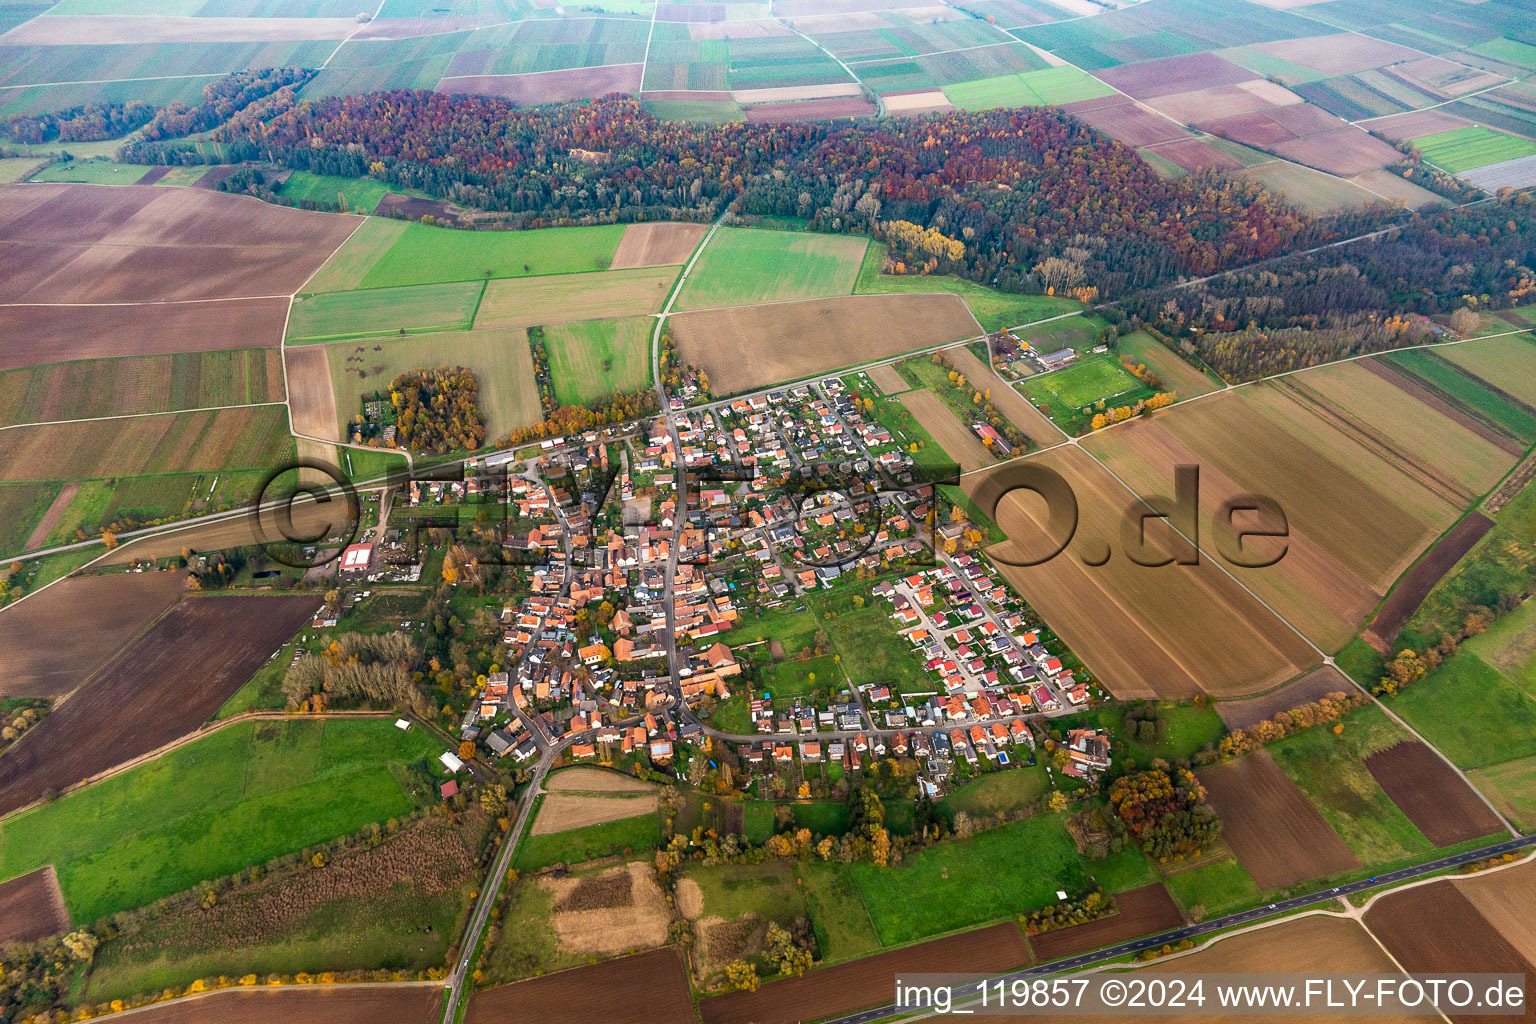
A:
[542, 318, 653, 405]
[0, 716, 444, 924]
[287, 281, 485, 342]
[0, 594, 321, 820]
[356, 222, 625, 289]
[942, 66, 1114, 110]
[0, 405, 296, 484]
[1439, 335, 1536, 408]
[0, 350, 285, 427]
[968, 444, 1316, 700]
[609, 221, 708, 268]
[1387, 347, 1536, 443]
[899, 388, 996, 472]
[1365, 866, 1536, 991]
[276, 171, 393, 214]
[1199, 750, 1359, 890]
[674, 227, 869, 310]
[670, 293, 979, 395]
[699, 922, 1030, 1024]
[1161, 858, 1260, 918]
[302, 218, 408, 293]
[474, 267, 676, 329]
[322, 327, 543, 442]
[0, 572, 184, 696]
[0, 299, 291, 372]
[1082, 358, 1519, 651]
[854, 242, 1086, 332]
[0, 482, 65, 557]
[512, 805, 662, 870]
[1364, 741, 1505, 846]
[82, 811, 487, 1003]
[0, 184, 358, 303]
[81, 986, 443, 1024]
[0, 866, 68, 946]
[468, 948, 694, 1024]
[1114, 330, 1222, 399]
[530, 786, 658, 836]
[1240, 159, 1384, 215]
[1412, 125, 1536, 172]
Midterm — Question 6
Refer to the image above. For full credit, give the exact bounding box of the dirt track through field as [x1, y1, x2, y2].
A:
[0, 572, 185, 697]
[610, 222, 708, 269]
[1199, 750, 1358, 890]
[0, 594, 320, 815]
[285, 344, 342, 442]
[944, 345, 1063, 448]
[671, 293, 979, 395]
[701, 922, 1031, 1024]
[22, 483, 78, 552]
[0, 865, 67, 945]
[467, 947, 693, 1024]
[1364, 742, 1505, 846]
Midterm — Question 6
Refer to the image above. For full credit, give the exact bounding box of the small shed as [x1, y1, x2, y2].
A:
[440, 780, 459, 799]
[439, 750, 465, 773]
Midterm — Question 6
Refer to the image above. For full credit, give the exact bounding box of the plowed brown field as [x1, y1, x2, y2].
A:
[700, 923, 1031, 1024]
[1364, 742, 1505, 846]
[900, 388, 995, 472]
[1199, 750, 1358, 889]
[286, 344, 342, 442]
[466, 947, 693, 1024]
[0, 865, 67, 945]
[0, 300, 290, 371]
[113, 986, 442, 1024]
[0, 594, 320, 814]
[671, 293, 979, 395]
[1215, 666, 1354, 731]
[0, 572, 184, 696]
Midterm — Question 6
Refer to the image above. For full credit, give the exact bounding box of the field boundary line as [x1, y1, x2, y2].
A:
[437, 61, 644, 84]
[0, 401, 287, 434]
[0, 73, 224, 91]
[319, 0, 392, 69]
[0, 296, 294, 307]
[769, 0, 885, 115]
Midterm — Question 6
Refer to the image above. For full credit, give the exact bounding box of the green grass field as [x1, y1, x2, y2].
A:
[542, 317, 653, 405]
[28, 159, 155, 184]
[1107, 702, 1229, 765]
[674, 227, 869, 310]
[1469, 753, 1536, 832]
[512, 810, 661, 871]
[1413, 125, 1536, 172]
[642, 98, 744, 123]
[304, 218, 408, 293]
[854, 243, 1084, 332]
[0, 156, 43, 182]
[822, 604, 931, 694]
[1267, 705, 1433, 866]
[0, 482, 61, 555]
[684, 859, 808, 922]
[800, 861, 882, 962]
[359, 222, 625, 289]
[937, 766, 1048, 820]
[1082, 843, 1156, 894]
[325, 326, 541, 441]
[1163, 858, 1260, 916]
[288, 281, 485, 343]
[1389, 648, 1536, 770]
[1021, 353, 1142, 411]
[767, 653, 840, 700]
[0, 719, 444, 924]
[942, 67, 1115, 110]
[850, 814, 1085, 944]
[277, 171, 392, 214]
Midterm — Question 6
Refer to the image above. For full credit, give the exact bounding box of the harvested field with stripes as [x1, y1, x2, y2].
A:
[968, 444, 1316, 700]
[1364, 742, 1505, 846]
[467, 948, 693, 1024]
[475, 268, 676, 329]
[0, 866, 67, 946]
[0, 300, 291, 371]
[105, 986, 443, 1024]
[900, 388, 995, 472]
[609, 221, 708, 268]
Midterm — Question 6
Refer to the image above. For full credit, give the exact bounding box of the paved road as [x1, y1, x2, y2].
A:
[821, 833, 1536, 1024]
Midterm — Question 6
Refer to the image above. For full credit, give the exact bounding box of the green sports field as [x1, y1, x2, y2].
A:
[1412, 125, 1536, 173]
[358, 222, 626, 289]
[1021, 353, 1141, 410]
[287, 280, 485, 342]
[673, 227, 869, 310]
[0, 719, 445, 924]
[542, 318, 654, 405]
